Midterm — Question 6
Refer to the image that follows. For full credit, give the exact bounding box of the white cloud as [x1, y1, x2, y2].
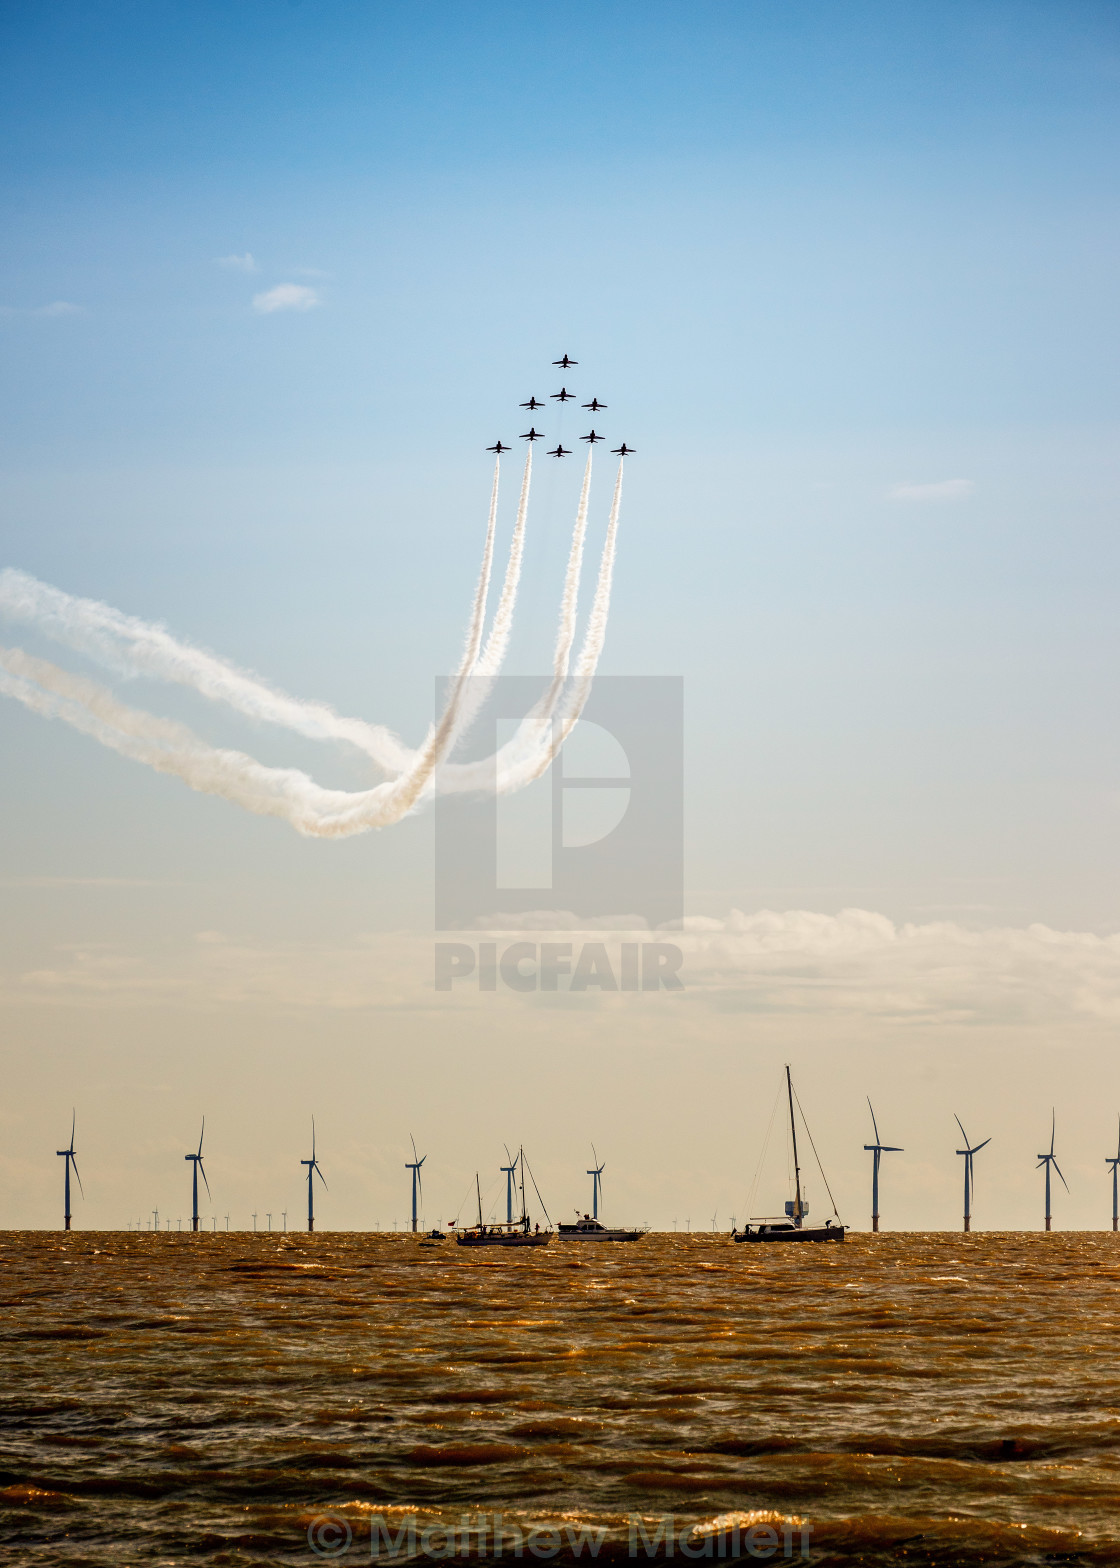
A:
[888, 479, 975, 502]
[251, 283, 321, 314]
[216, 252, 258, 272]
[9, 909, 1120, 1028]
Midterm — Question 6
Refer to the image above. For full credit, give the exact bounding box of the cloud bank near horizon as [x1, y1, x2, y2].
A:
[6, 907, 1120, 1024]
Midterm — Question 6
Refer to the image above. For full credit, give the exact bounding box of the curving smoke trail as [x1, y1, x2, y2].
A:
[437, 446, 597, 796]
[0, 450, 625, 836]
[0, 454, 507, 775]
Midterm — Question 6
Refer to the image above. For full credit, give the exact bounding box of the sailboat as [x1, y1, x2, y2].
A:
[733, 1066, 846, 1244]
[455, 1147, 551, 1247]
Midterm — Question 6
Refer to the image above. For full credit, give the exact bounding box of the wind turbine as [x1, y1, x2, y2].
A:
[184, 1119, 209, 1233]
[1037, 1109, 1068, 1232]
[954, 1115, 991, 1233]
[301, 1119, 327, 1232]
[56, 1112, 83, 1231]
[586, 1145, 605, 1220]
[1107, 1118, 1120, 1232]
[500, 1147, 517, 1224]
[864, 1098, 903, 1233]
[405, 1136, 426, 1233]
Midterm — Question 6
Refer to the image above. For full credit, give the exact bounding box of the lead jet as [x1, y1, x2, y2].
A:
[520, 427, 545, 442]
[547, 444, 570, 458]
[486, 440, 511, 453]
[553, 354, 578, 369]
[520, 396, 545, 410]
[580, 429, 605, 444]
[611, 443, 636, 456]
[582, 397, 607, 412]
[551, 386, 575, 402]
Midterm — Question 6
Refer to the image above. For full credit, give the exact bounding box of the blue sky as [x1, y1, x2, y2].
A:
[2, 3, 1120, 1230]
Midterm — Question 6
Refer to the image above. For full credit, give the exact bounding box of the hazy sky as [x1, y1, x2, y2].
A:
[2, 2, 1119, 1234]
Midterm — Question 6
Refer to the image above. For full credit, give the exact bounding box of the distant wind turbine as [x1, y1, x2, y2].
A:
[301, 1119, 327, 1232]
[184, 1119, 210, 1233]
[587, 1145, 605, 1220]
[56, 1112, 83, 1232]
[405, 1136, 426, 1233]
[1036, 1110, 1068, 1233]
[500, 1147, 517, 1224]
[954, 1115, 991, 1233]
[1107, 1118, 1120, 1232]
[864, 1098, 903, 1233]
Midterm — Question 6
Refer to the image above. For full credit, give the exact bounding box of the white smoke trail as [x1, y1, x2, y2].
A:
[503, 454, 626, 786]
[0, 452, 508, 777]
[0, 452, 625, 835]
[437, 446, 593, 795]
[441, 455, 624, 796]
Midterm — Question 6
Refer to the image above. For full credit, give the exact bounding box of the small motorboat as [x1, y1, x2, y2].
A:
[557, 1214, 648, 1241]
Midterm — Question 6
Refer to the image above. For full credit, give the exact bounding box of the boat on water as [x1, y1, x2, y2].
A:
[557, 1214, 648, 1241]
[733, 1065, 846, 1245]
[556, 1147, 647, 1240]
[454, 1149, 552, 1248]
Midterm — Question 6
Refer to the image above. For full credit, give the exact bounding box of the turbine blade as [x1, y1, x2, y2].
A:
[198, 1117, 205, 1157]
[974, 1137, 992, 1153]
[867, 1096, 881, 1144]
[1050, 1109, 1056, 1158]
[954, 1114, 969, 1145]
[1054, 1161, 1069, 1192]
[72, 1156, 84, 1197]
[200, 1161, 211, 1198]
[312, 1117, 316, 1158]
[70, 1108, 76, 1152]
[316, 1164, 328, 1190]
[411, 1133, 418, 1162]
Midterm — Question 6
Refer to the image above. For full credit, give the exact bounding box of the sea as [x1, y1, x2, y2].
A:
[2, 1230, 1118, 1566]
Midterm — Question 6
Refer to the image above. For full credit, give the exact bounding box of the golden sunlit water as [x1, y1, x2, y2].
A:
[3, 1230, 1120, 1565]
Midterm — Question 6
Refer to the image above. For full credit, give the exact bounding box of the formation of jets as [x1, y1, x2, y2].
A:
[488, 357, 635, 458]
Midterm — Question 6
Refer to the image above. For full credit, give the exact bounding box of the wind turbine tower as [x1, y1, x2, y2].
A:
[863, 1099, 903, 1233]
[500, 1148, 517, 1224]
[954, 1115, 991, 1233]
[404, 1137, 426, 1232]
[1037, 1110, 1068, 1232]
[56, 1112, 83, 1231]
[301, 1119, 327, 1232]
[184, 1119, 210, 1233]
[1108, 1118, 1120, 1232]
[587, 1146, 605, 1220]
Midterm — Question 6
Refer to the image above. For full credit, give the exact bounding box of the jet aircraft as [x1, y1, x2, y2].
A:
[486, 440, 511, 453]
[520, 396, 544, 410]
[611, 443, 636, 456]
[553, 354, 578, 369]
[581, 429, 605, 444]
[547, 444, 571, 458]
[551, 387, 575, 402]
[582, 398, 607, 411]
[520, 427, 545, 442]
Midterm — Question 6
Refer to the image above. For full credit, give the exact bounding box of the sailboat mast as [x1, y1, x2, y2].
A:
[786, 1064, 803, 1225]
[519, 1146, 527, 1230]
[476, 1173, 483, 1230]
